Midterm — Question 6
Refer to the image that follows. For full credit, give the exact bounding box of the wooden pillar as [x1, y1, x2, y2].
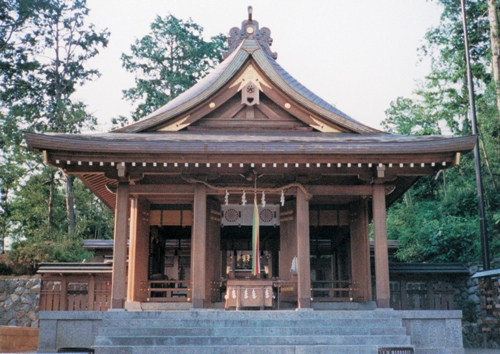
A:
[372, 184, 390, 308]
[296, 188, 311, 308]
[111, 182, 129, 309]
[350, 199, 372, 302]
[191, 185, 207, 308]
[127, 198, 150, 302]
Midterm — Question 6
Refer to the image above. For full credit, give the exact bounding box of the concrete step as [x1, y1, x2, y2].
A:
[98, 325, 408, 337]
[93, 310, 412, 354]
[95, 334, 411, 346]
[103, 317, 404, 329]
[95, 344, 382, 354]
[102, 309, 396, 321]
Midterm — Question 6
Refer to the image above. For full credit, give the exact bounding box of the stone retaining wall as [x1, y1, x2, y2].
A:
[0, 275, 41, 327]
[458, 260, 500, 350]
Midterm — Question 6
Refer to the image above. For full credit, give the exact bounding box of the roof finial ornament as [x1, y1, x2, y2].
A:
[223, 7, 277, 60]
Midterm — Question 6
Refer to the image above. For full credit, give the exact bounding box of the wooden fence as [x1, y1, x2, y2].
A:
[142, 279, 191, 301]
[40, 274, 111, 311]
[311, 280, 354, 302]
[389, 280, 454, 310]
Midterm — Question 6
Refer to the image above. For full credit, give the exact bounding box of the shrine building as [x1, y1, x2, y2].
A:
[26, 10, 475, 314]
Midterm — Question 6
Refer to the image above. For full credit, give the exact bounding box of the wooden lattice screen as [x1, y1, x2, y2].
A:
[40, 274, 111, 311]
[389, 280, 454, 310]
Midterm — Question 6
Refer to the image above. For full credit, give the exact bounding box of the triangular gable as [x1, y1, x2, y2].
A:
[156, 61, 345, 132]
[113, 18, 382, 135]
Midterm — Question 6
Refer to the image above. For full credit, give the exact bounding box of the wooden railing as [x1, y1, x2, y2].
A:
[40, 275, 111, 311]
[390, 280, 454, 310]
[311, 280, 354, 302]
[142, 280, 191, 302]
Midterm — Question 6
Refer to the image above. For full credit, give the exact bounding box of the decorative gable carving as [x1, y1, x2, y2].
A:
[223, 6, 277, 60]
[229, 64, 271, 107]
[157, 115, 190, 132]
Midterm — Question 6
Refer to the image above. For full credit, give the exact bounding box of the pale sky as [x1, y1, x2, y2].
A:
[77, 0, 443, 132]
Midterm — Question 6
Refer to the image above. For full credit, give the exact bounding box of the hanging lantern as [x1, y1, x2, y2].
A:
[225, 190, 229, 205]
[280, 189, 285, 206]
[242, 190, 247, 205]
[261, 190, 266, 207]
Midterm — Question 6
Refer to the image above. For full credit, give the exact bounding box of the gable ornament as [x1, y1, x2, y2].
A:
[223, 6, 277, 60]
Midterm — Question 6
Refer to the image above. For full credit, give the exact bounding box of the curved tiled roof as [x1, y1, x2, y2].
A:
[264, 53, 358, 123]
[25, 131, 476, 156]
[113, 38, 380, 134]
[113, 44, 249, 133]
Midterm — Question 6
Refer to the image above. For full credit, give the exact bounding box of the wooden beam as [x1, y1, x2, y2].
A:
[111, 182, 129, 309]
[296, 187, 311, 308]
[49, 151, 458, 169]
[372, 184, 390, 308]
[129, 184, 195, 195]
[191, 185, 207, 308]
[261, 86, 349, 133]
[128, 184, 382, 200]
[154, 85, 240, 131]
[307, 185, 375, 196]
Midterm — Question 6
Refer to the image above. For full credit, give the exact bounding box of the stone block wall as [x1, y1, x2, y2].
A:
[458, 260, 500, 350]
[0, 275, 41, 327]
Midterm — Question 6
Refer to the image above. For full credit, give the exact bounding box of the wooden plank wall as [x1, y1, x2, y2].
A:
[40, 274, 111, 311]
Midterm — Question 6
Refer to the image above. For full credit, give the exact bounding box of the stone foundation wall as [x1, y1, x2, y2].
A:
[0, 275, 41, 327]
[458, 260, 500, 350]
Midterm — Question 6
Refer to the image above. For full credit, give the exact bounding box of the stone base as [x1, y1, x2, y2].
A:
[140, 302, 192, 311]
[36, 309, 465, 353]
[312, 301, 377, 311]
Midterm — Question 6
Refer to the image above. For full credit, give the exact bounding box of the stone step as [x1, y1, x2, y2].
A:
[95, 344, 380, 354]
[104, 317, 403, 329]
[94, 334, 411, 347]
[93, 310, 412, 354]
[102, 309, 396, 321]
[98, 325, 408, 337]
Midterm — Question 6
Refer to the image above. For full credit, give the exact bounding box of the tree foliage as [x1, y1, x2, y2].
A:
[0, 0, 112, 272]
[383, 0, 500, 263]
[118, 14, 227, 123]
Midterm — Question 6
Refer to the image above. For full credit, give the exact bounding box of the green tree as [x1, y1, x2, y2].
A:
[27, 0, 109, 233]
[0, 0, 49, 253]
[383, 0, 500, 263]
[118, 14, 227, 124]
[0, 1, 112, 270]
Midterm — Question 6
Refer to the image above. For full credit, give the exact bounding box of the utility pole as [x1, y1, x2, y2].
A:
[460, 0, 490, 270]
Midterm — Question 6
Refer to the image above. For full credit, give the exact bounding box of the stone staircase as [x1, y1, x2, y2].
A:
[93, 309, 413, 354]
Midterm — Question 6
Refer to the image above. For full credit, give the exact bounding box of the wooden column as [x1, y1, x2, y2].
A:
[111, 182, 129, 309]
[127, 198, 150, 302]
[372, 184, 390, 308]
[191, 185, 207, 308]
[350, 199, 372, 302]
[296, 188, 311, 308]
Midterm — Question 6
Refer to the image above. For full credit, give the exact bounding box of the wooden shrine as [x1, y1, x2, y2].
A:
[25, 9, 475, 311]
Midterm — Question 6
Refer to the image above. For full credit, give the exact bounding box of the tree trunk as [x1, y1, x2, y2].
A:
[65, 174, 76, 235]
[487, 0, 500, 117]
[48, 171, 55, 230]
